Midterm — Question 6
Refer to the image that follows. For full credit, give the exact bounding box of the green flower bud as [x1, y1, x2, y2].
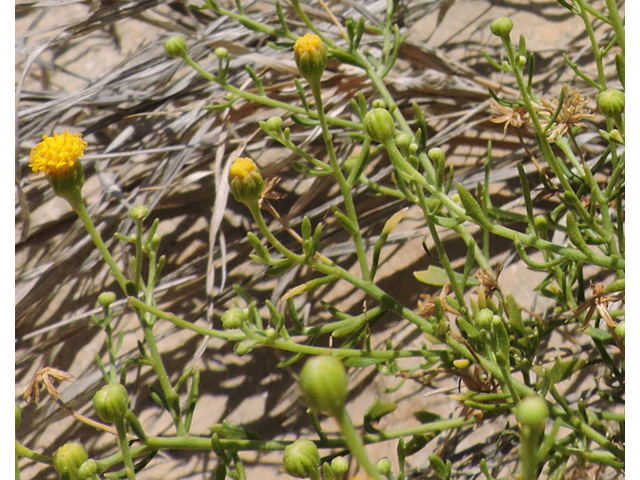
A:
[428, 148, 445, 164]
[221, 307, 249, 330]
[343, 156, 358, 174]
[228, 157, 264, 206]
[98, 291, 116, 308]
[376, 457, 392, 475]
[490, 17, 514, 39]
[492, 314, 503, 327]
[130, 205, 150, 221]
[214, 47, 229, 59]
[164, 35, 188, 58]
[394, 133, 412, 149]
[234, 340, 254, 356]
[608, 129, 624, 144]
[533, 215, 549, 237]
[150, 234, 162, 250]
[78, 459, 98, 479]
[615, 320, 625, 344]
[283, 439, 321, 479]
[54, 442, 88, 480]
[299, 356, 348, 418]
[475, 308, 494, 330]
[363, 108, 395, 144]
[262, 116, 283, 134]
[294, 34, 327, 87]
[93, 384, 129, 424]
[16, 403, 21, 429]
[330, 456, 349, 476]
[372, 99, 386, 109]
[515, 396, 549, 432]
[597, 89, 625, 118]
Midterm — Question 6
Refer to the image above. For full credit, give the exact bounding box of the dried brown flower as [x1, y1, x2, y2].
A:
[534, 86, 595, 142]
[489, 98, 528, 134]
[24, 367, 74, 405]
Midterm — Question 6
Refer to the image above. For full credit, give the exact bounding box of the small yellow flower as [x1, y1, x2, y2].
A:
[29, 130, 87, 177]
[294, 33, 323, 58]
[229, 157, 258, 181]
[228, 157, 264, 206]
[293, 33, 327, 86]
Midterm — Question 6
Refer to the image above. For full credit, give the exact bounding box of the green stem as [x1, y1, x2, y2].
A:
[115, 420, 137, 480]
[94, 417, 477, 473]
[309, 82, 371, 281]
[141, 322, 186, 435]
[69, 197, 129, 294]
[133, 219, 145, 292]
[180, 54, 360, 131]
[15, 440, 53, 465]
[335, 410, 383, 480]
[519, 424, 543, 480]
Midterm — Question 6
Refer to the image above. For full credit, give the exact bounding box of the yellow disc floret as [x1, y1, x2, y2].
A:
[29, 130, 87, 177]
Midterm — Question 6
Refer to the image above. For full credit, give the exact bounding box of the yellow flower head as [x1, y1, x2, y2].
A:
[293, 34, 327, 86]
[229, 157, 258, 181]
[29, 130, 87, 177]
[294, 34, 323, 58]
[228, 157, 264, 206]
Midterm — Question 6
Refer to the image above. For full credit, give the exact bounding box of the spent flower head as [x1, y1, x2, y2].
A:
[534, 86, 595, 142]
[489, 99, 528, 134]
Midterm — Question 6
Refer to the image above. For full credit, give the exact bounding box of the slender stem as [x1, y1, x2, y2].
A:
[133, 219, 144, 292]
[309, 83, 371, 281]
[141, 322, 186, 435]
[607, 0, 624, 56]
[115, 420, 137, 480]
[180, 55, 360, 131]
[129, 296, 419, 360]
[15, 440, 53, 465]
[519, 424, 543, 480]
[70, 198, 129, 294]
[335, 410, 383, 480]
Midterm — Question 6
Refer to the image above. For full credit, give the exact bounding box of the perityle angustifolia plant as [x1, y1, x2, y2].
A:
[18, 1, 623, 479]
